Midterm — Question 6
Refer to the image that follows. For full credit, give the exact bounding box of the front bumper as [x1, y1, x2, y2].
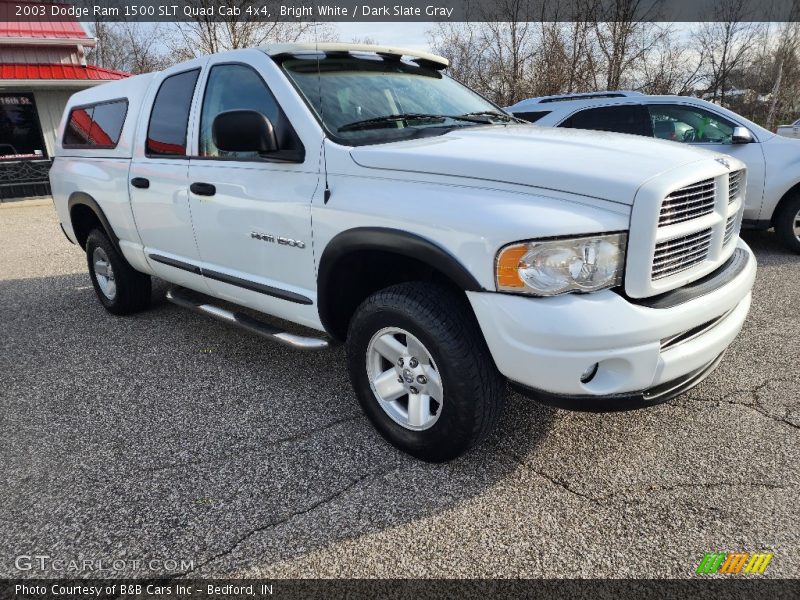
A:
[511, 352, 725, 411]
[468, 239, 756, 408]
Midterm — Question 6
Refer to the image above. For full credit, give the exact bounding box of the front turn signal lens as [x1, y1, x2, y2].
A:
[496, 244, 529, 288]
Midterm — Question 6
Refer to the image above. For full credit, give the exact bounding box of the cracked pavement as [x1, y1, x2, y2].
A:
[1, 200, 798, 578]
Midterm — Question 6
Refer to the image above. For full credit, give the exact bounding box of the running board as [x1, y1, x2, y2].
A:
[165, 287, 329, 351]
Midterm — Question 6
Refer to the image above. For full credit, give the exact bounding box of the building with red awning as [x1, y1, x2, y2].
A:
[0, 1, 129, 199]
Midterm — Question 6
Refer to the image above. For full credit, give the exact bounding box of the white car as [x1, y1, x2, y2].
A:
[776, 118, 800, 140]
[50, 45, 755, 461]
[508, 91, 800, 252]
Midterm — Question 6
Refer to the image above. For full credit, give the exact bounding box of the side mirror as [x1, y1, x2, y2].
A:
[212, 110, 278, 154]
[731, 126, 753, 144]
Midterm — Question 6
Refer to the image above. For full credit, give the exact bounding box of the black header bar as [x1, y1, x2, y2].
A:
[5, 0, 800, 23]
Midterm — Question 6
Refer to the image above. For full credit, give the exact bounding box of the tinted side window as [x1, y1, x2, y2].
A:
[89, 101, 127, 146]
[146, 69, 200, 156]
[513, 110, 551, 123]
[63, 100, 127, 148]
[63, 107, 92, 146]
[561, 105, 653, 137]
[648, 104, 735, 144]
[199, 63, 299, 159]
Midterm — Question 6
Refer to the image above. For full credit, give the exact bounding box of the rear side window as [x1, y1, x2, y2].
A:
[560, 105, 653, 137]
[513, 110, 551, 123]
[63, 99, 127, 148]
[146, 69, 200, 157]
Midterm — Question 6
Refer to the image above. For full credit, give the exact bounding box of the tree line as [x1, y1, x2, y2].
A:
[87, 0, 800, 129]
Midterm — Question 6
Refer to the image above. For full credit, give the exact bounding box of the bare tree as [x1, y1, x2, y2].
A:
[562, 20, 601, 93]
[639, 25, 704, 95]
[592, 0, 667, 90]
[693, 0, 763, 103]
[765, 20, 800, 128]
[88, 22, 174, 74]
[430, 0, 558, 105]
[168, 0, 335, 59]
[428, 22, 487, 91]
[428, 0, 673, 104]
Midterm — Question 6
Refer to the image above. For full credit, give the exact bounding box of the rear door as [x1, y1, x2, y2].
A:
[559, 104, 653, 137]
[646, 103, 766, 220]
[186, 55, 320, 327]
[129, 62, 207, 290]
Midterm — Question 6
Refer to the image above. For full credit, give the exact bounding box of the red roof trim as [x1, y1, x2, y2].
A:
[0, 2, 90, 39]
[0, 63, 130, 81]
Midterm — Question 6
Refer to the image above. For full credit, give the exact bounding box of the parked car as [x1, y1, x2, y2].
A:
[776, 118, 800, 140]
[508, 91, 800, 253]
[51, 45, 755, 461]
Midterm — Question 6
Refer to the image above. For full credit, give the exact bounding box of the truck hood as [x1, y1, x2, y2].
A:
[349, 125, 718, 206]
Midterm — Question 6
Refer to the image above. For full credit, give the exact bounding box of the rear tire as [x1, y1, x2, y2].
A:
[774, 193, 800, 253]
[86, 228, 151, 315]
[346, 282, 506, 462]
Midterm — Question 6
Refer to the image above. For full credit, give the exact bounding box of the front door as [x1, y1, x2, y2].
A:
[187, 58, 320, 328]
[129, 64, 207, 290]
[647, 104, 766, 221]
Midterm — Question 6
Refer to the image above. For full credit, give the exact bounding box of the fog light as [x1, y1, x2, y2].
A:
[580, 363, 599, 384]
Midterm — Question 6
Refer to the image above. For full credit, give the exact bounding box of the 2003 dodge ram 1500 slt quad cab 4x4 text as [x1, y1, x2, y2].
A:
[50, 43, 756, 461]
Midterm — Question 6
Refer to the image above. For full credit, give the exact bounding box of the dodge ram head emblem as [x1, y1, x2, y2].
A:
[715, 157, 731, 169]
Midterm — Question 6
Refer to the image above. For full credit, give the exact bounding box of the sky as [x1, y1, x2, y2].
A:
[333, 22, 434, 50]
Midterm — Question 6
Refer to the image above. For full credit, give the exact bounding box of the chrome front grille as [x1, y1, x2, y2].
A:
[723, 215, 738, 246]
[652, 228, 712, 280]
[658, 178, 715, 226]
[626, 166, 746, 298]
[728, 170, 744, 204]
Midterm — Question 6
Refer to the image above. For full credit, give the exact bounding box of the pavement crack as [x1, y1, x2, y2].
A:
[592, 480, 787, 504]
[491, 444, 789, 506]
[137, 414, 363, 475]
[172, 467, 397, 577]
[684, 395, 799, 432]
[490, 444, 600, 504]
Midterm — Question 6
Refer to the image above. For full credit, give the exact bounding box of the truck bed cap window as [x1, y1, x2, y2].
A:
[63, 99, 127, 149]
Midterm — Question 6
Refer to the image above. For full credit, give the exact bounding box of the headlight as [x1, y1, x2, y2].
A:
[496, 233, 627, 296]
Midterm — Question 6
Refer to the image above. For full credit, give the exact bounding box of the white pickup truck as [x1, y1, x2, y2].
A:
[776, 119, 800, 139]
[50, 44, 756, 461]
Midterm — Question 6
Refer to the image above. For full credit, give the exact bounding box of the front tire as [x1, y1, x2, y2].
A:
[86, 228, 152, 315]
[346, 282, 506, 462]
[775, 193, 800, 253]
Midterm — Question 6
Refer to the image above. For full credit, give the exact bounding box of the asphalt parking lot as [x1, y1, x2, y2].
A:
[1, 199, 798, 579]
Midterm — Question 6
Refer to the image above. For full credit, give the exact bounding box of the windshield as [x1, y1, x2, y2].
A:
[280, 54, 507, 145]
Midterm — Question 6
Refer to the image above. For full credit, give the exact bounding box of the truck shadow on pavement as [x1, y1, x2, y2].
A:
[740, 230, 799, 266]
[1, 272, 557, 578]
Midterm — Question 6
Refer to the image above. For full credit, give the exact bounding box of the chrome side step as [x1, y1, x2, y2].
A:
[165, 287, 329, 351]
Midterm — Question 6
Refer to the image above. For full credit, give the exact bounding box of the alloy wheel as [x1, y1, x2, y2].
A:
[365, 327, 444, 431]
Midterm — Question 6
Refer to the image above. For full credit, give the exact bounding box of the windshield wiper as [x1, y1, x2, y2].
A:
[457, 110, 527, 124]
[338, 112, 492, 133]
[339, 113, 444, 132]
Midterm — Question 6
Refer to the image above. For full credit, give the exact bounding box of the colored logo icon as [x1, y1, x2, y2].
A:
[696, 552, 773, 574]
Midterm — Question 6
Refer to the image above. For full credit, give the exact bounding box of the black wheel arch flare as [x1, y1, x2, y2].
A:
[67, 192, 122, 255]
[317, 227, 486, 339]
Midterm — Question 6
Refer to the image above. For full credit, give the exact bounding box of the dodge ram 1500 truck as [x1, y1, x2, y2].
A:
[50, 43, 757, 461]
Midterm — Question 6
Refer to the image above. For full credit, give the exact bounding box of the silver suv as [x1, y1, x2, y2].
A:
[508, 91, 800, 252]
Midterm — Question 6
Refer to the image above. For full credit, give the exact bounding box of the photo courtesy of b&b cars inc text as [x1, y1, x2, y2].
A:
[0, 0, 798, 597]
